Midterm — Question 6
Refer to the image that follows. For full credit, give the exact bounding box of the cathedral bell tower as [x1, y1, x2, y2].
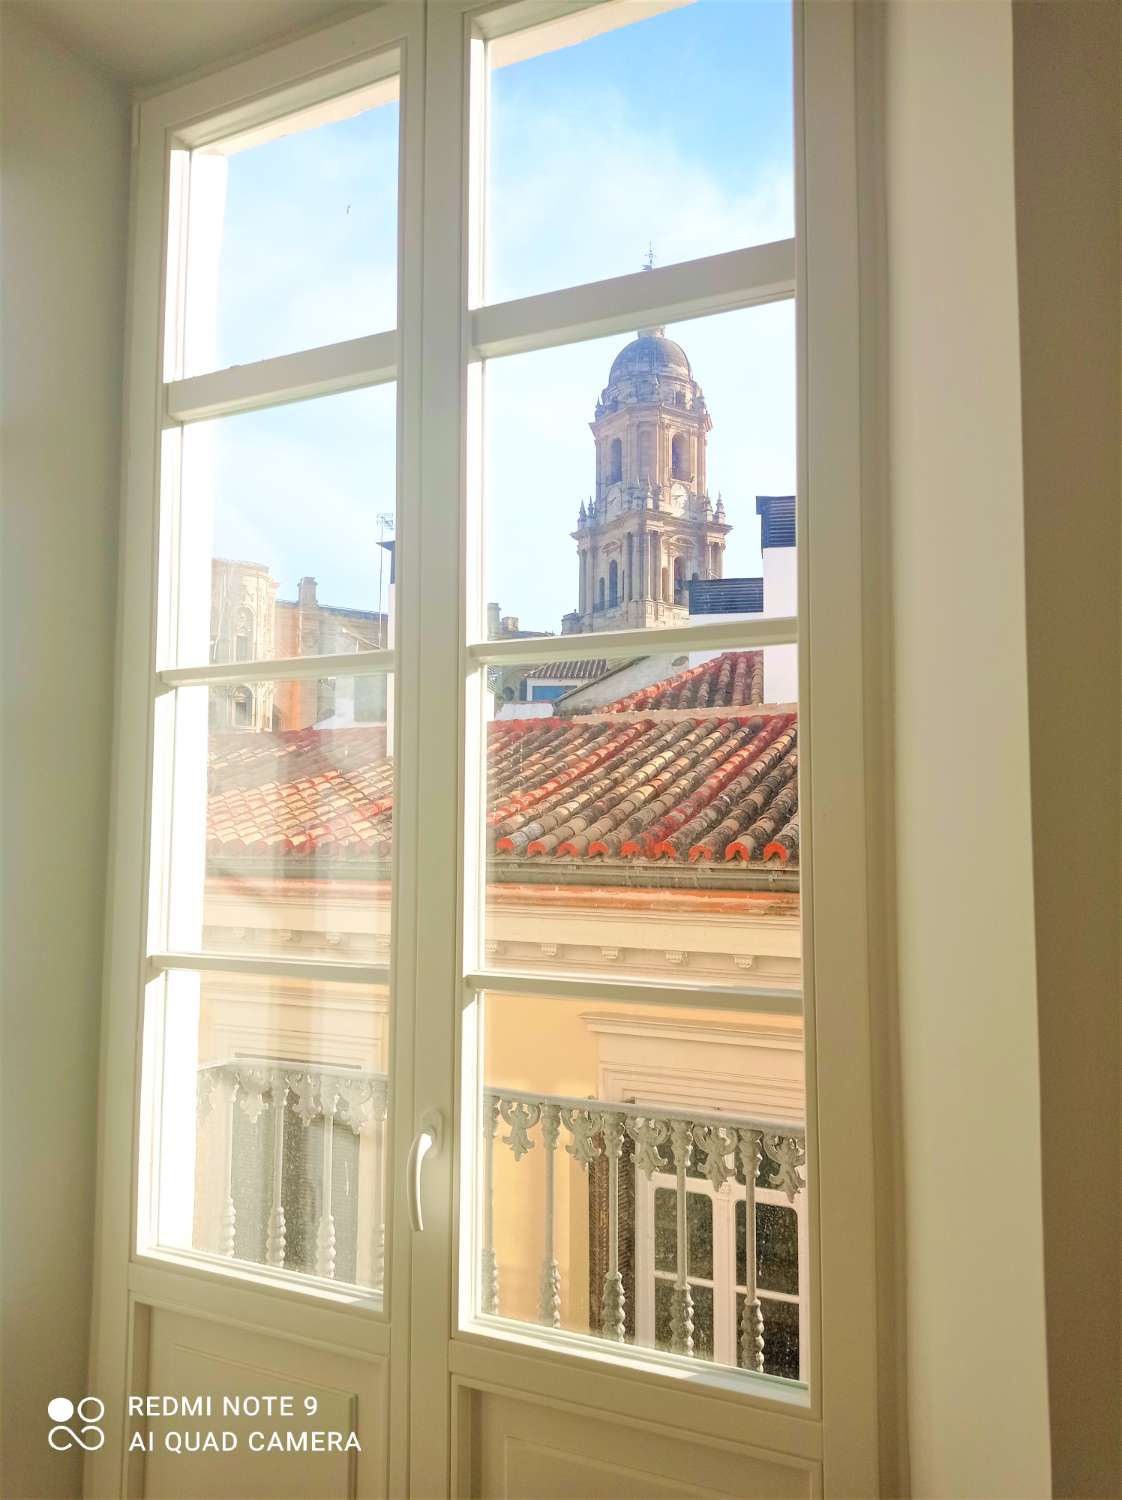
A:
[562, 326, 731, 633]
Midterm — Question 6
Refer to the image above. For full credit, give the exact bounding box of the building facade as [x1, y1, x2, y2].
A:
[209, 561, 388, 731]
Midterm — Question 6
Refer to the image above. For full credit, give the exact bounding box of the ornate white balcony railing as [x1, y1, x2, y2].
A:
[196, 1057, 389, 1287]
[482, 1086, 807, 1372]
[192, 1062, 805, 1372]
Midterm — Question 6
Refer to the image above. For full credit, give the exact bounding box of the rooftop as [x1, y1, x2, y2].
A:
[206, 653, 799, 881]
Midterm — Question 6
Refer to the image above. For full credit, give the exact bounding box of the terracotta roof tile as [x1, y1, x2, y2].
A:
[523, 659, 611, 681]
[593, 651, 765, 713]
[206, 712, 799, 870]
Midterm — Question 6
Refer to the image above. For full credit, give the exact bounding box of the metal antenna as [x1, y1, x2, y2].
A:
[376, 512, 395, 647]
[643, 242, 656, 271]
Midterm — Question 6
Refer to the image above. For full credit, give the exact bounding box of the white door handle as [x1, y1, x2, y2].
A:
[407, 1109, 443, 1233]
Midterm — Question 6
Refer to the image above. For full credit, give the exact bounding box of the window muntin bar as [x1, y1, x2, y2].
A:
[165, 329, 399, 425]
[159, 649, 394, 692]
[470, 242, 795, 363]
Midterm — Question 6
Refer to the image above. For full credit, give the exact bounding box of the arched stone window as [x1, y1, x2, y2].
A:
[232, 687, 253, 728]
[608, 559, 619, 608]
[608, 437, 623, 484]
[673, 556, 685, 601]
[235, 606, 253, 662]
[638, 426, 655, 480]
[597, 576, 606, 611]
[672, 433, 691, 479]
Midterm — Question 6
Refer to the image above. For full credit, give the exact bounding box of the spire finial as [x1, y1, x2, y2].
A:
[643, 242, 656, 272]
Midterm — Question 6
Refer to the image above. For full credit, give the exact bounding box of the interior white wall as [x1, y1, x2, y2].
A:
[0, 10, 129, 1497]
[883, 3, 1052, 1495]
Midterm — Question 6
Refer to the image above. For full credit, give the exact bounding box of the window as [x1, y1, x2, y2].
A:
[231, 686, 252, 727]
[632, 1171, 806, 1378]
[99, 4, 877, 1492]
[133, 42, 403, 1302]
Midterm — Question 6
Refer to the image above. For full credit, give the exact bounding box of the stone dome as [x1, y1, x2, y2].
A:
[607, 328, 692, 384]
[597, 326, 704, 416]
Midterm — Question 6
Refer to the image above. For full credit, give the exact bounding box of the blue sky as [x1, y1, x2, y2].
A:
[202, 0, 795, 634]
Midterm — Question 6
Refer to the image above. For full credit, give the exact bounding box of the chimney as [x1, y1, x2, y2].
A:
[486, 602, 501, 639]
[298, 576, 318, 607]
[501, 615, 519, 635]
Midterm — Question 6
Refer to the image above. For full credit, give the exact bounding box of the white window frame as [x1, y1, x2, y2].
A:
[88, 2, 884, 1495]
[436, 2, 878, 1490]
[89, 10, 426, 1494]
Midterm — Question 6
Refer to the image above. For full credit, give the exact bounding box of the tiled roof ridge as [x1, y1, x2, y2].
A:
[598, 650, 764, 714]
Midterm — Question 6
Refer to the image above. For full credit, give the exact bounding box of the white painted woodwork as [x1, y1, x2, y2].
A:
[141, 1308, 387, 1499]
[470, 615, 797, 662]
[459, 1385, 818, 1499]
[165, 330, 398, 424]
[158, 650, 393, 689]
[471, 240, 795, 358]
[89, 3, 884, 1498]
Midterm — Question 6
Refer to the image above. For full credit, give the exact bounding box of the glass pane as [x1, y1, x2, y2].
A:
[175, 386, 396, 669]
[655, 1186, 712, 1279]
[736, 1198, 799, 1295]
[654, 1188, 677, 1274]
[182, 81, 399, 375]
[688, 1192, 714, 1281]
[756, 1202, 799, 1296]
[162, 675, 392, 959]
[481, 304, 795, 646]
[151, 970, 389, 1293]
[482, 2, 793, 304]
[483, 665, 801, 989]
[737, 1293, 800, 1381]
[476, 992, 807, 1376]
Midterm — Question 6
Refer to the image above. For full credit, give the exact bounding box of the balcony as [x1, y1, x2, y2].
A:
[193, 1063, 807, 1379]
[195, 1057, 389, 1289]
